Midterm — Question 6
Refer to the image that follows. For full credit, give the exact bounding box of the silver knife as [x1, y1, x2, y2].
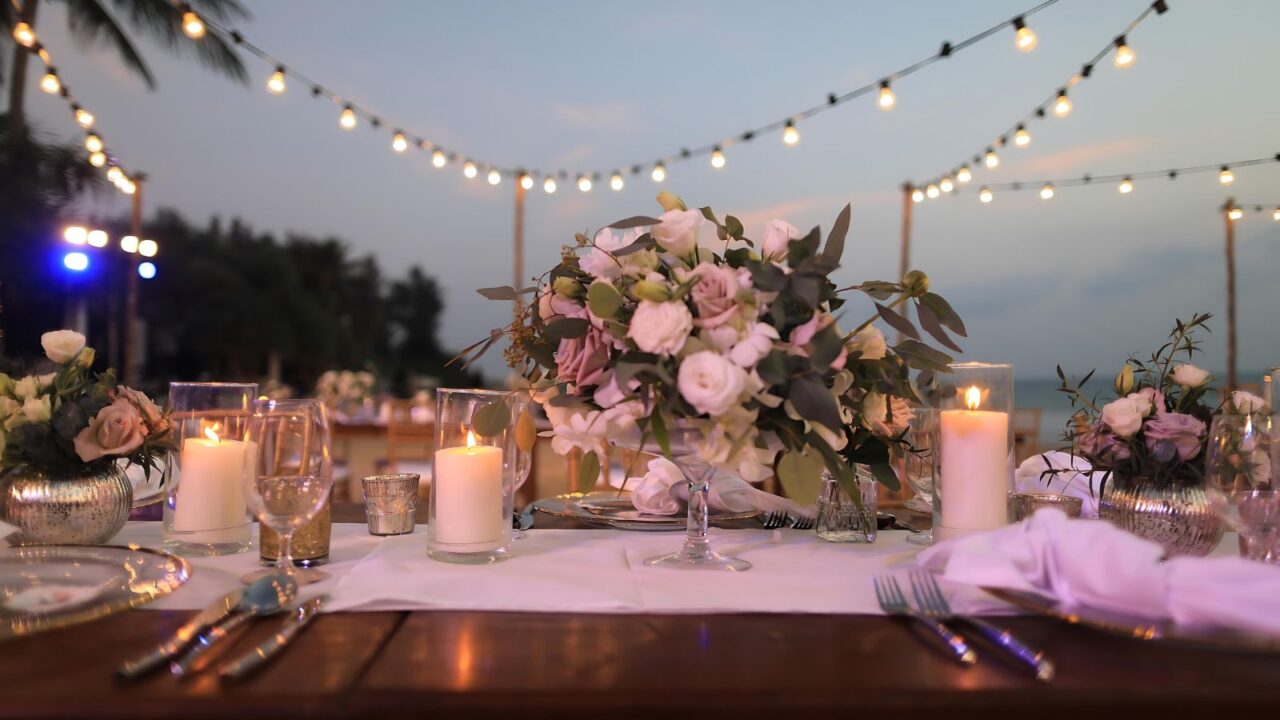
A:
[116, 588, 243, 680]
[218, 595, 329, 681]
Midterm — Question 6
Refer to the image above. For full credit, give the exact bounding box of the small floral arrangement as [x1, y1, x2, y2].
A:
[0, 330, 174, 478]
[1058, 314, 1219, 489]
[459, 193, 965, 502]
[314, 369, 376, 406]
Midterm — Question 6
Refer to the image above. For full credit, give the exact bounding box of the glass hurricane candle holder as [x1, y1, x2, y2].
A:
[428, 389, 531, 564]
[933, 362, 1014, 542]
[162, 382, 257, 556]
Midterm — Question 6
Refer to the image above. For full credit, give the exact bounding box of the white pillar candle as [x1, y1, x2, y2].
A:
[939, 386, 1010, 531]
[433, 435, 504, 550]
[172, 430, 251, 542]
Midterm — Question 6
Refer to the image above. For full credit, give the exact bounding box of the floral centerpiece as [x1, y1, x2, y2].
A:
[315, 369, 377, 418]
[1, 330, 174, 544]
[461, 193, 965, 534]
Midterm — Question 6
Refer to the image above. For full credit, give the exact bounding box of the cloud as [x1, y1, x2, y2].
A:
[551, 102, 638, 132]
[732, 189, 898, 231]
[1019, 138, 1149, 176]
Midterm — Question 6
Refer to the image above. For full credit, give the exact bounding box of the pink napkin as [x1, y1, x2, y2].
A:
[629, 457, 811, 518]
[918, 509, 1280, 635]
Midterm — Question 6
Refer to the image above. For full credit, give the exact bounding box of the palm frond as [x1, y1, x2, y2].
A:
[66, 0, 157, 89]
[107, 0, 248, 83]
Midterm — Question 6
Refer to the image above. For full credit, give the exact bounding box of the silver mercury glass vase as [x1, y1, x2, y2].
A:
[1099, 475, 1225, 557]
[0, 463, 136, 545]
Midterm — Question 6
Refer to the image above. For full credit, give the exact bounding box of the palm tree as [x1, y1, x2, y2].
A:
[2, 0, 249, 136]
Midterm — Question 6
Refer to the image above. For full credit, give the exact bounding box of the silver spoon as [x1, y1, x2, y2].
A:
[170, 572, 298, 677]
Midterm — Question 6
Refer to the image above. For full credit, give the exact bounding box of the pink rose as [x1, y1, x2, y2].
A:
[117, 386, 165, 429]
[688, 262, 748, 328]
[1078, 421, 1131, 461]
[787, 313, 847, 370]
[555, 327, 610, 390]
[539, 290, 585, 323]
[1143, 411, 1206, 462]
[73, 398, 148, 462]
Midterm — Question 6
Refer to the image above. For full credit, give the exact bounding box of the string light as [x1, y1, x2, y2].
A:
[956, 166, 973, 183]
[137, 239, 158, 257]
[120, 235, 139, 253]
[40, 69, 61, 94]
[1012, 16, 1037, 52]
[543, 177, 557, 194]
[182, 9, 206, 39]
[1219, 166, 1234, 185]
[339, 105, 357, 130]
[939, 177, 955, 193]
[12, 22, 36, 48]
[1118, 177, 1134, 194]
[107, 166, 124, 183]
[1053, 89, 1072, 117]
[1228, 207, 1243, 221]
[652, 163, 666, 182]
[1274, 208, 1280, 222]
[911, 188, 925, 203]
[138, 262, 157, 280]
[63, 226, 88, 245]
[877, 81, 896, 111]
[610, 173, 624, 191]
[926, 183, 940, 199]
[266, 66, 286, 95]
[985, 149, 1000, 168]
[519, 173, 534, 190]
[488, 169, 502, 186]
[979, 187, 994, 203]
[1113, 36, 1135, 68]
[73, 106, 94, 129]
[710, 147, 726, 168]
[391, 132, 408, 153]
[88, 151, 106, 167]
[432, 149, 447, 168]
[84, 134, 103, 153]
[87, 230, 108, 248]
[121, 179, 137, 195]
[577, 175, 592, 192]
[1039, 183, 1055, 200]
[1014, 125, 1031, 147]
[782, 121, 799, 145]
[463, 161, 478, 179]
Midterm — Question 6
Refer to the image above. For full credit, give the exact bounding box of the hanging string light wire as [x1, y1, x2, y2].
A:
[912, 0, 1170, 193]
[177, 0, 1064, 185]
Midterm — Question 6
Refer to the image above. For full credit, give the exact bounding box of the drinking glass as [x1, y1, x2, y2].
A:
[244, 399, 334, 583]
[902, 408, 939, 546]
[1206, 412, 1278, 563]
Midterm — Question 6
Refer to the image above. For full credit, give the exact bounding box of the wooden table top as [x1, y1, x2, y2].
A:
[5, 504, 1279, 719]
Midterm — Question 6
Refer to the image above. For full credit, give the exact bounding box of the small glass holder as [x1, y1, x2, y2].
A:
[1010, 492, 1083, 522]
[363, 473, 420, 536]
[162, 382, 257, 556]
[428, 389, 530, 564]
[933, 362, 1015, 543]
[815, 468, 878, 543]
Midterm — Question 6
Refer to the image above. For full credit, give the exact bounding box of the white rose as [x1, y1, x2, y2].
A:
[1171, 363, 1210, 388]
[847, 325, 887, 361]
[677, 351, 748, 417]
[761, 219, 799, 261]
[861, 391, 888, 431]
[0, 396, 19, 421]
[1232, 390, 1267, 414]
[581, 228, 656, 280]
[651, 209, 703, 258]
[729, 323, 780, 368]
[1101, 397, 1144, 438]
[1126, 390, 1156, 417]
[22, 396, 51, 425]
[13, 376, 41, 400]
[627, 300, 693, 357]
[41, 330, 86, 364]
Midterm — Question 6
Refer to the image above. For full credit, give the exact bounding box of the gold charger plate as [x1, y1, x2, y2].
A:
[0, 544, 191, 640]
[533, 492, 760, 531]
[984, 587, 1280, 653]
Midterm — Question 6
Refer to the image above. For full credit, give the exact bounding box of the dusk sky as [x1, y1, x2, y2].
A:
[26, 0, 1280, 381]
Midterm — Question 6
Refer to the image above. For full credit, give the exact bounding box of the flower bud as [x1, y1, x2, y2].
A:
[553, 277, 584, 299]
[76, 347, 96, 369]
[1115, 364, 1135, 395]
[902, 270, 930, 296]
[632, 279, 672, 302]
[656, 191, 687, 212]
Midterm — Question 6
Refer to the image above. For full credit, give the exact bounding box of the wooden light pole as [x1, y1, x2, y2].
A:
[899, 182, 914, 283]
[123, 175, 145, 386]
[513, 179, 526, 308]
[1222, 197, 1237, 391]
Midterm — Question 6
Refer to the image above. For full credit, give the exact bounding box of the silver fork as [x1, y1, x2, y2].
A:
[910, 571, 1055, 681]
[760, 511, 787, 529]
[873, 575, 976, 666]
[789, 515, 814, 530]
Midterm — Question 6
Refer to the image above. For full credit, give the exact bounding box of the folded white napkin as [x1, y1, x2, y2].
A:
[1015, 451, 1102, 518]
[629, 457, 812, 518]
[919, 509, 1280, 635]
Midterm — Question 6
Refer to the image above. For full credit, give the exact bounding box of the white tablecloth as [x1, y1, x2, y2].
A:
[120, 522, 1017, 615]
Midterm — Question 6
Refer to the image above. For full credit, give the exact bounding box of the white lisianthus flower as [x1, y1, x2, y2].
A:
[1101, 397, 1144, 438]
[1231, 390, 1267, 414]
[37, 372, 55, 388]
[13, 376, 41, 400]
[677, 351, 748, 417]
[1170, 363, 1210, 388]
[651, 209, 703, 258]
[729, 323, 780, 368]
[544, 404, 606, 456]
[860, 391, 888, 432]
[22, 396, 52, 425]
[847, 325, 888, 361]
[41, 329, 86, 364]
[627, 300, 693, 357]
[702, 325, 740, 353]
[761, 220, 799, 262]
[1126, 389, 1157, 417]
[580, 228, 656, 280]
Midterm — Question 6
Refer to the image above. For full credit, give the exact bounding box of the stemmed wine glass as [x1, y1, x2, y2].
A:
[1205, 411, 1278, 563]
[242, 398, 334, 584]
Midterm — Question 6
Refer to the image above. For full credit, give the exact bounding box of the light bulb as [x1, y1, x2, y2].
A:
[651, 163, 666, 182]
[911, 189, 925, 203]
[782, 121, 799, 145]
[121, 180, 136, 195]
[1118, 177, 1134, 194]
[925, 184, 940, 199]
[182, 11, 205, 39]
[40, 70, 60, 94]
[266, 68, 286, 95]
[956, 166, 973, 183]
[1053, 92, 1072, 117]
[63, 226, 88, 245]
[519, 174, 534, 190]
[1273, 208, 1280, 222]
[120, 235, 139, 253]
[463, 161, 478, 179]
[710, 147, 725, 168]
[1015, 26, 1037, 52]
[432, 150, 447, 168]
[13, 22, 36, 48]
[1014, 126, 1031, 147]
[88, 151, 106, 167]
[979, 187, 994, 203]
[877, 81, 895, 110]
[107, 166, 123, 183]
[610, 173, 624, 191]
[940, 177, 955, 193]
[137, 239, 158, 257]
[339, 106, 357, 130]
[488, 169, 502, 186]
[138, 262, 157, 280]
[577, 175, 592, 192]
[984, 149, 999, 168]
[1228, 207, 1243, 221]
[1218, 167, 1234, 185]
[392, 132, 408, 153]
[1039, 183, 1055, 200]
[1114, 37, 1134, 68]
[87, 229, 108, 248]
[543, 177, 557, 194]
[74, 107, 94, 128]
[84, 134, 103, 153]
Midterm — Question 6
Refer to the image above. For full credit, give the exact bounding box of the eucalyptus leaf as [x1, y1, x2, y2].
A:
[869, 462, 900, 492]
[476, 285, 518, 301]
[472, 400, 511, 438]
[823, 203, 851, 263]
[650, 412, 672, 458]
[916, 302, 963, 353]
[577, 451, 601, 493]
[775, 449, 825, 505]
[920, 292, 967, 337]
[725, 215, 744, 239]
[809, 323, 845, 370]
[587, 282, 622, 319]
[607, 216, 662, 230]
[612, 234, 656, 256]
[789, 375, 842, 431]
[791, 274, 821, 310]
[543, 317, 590, 341]
[875, 302, 920, 341]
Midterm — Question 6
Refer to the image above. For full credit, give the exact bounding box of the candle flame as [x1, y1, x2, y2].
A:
[204, 427, 221, 443]
[466, 429, 477, 448]
[964, 386, 983, 411]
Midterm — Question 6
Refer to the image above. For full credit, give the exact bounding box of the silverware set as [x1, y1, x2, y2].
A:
[760, 511, 814, 530]
[874, 572, 1054, 681]
[117, 572, 329, 682]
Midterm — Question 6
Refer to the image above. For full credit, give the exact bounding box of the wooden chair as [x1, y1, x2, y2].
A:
[1013, 407, 1043, 463]
[382, 400, 434, 497]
